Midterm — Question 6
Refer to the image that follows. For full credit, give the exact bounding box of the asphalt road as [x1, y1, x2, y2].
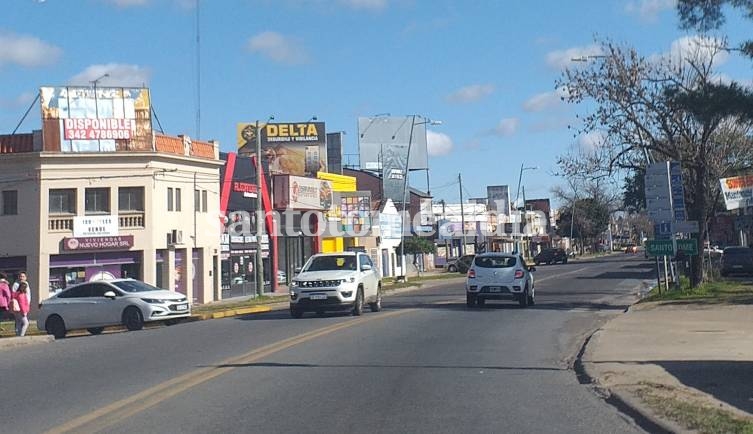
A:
[2, 254, 656, 434]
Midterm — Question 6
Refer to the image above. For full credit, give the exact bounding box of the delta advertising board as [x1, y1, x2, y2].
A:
[720, 174, 753, 210]
[236, 122, 327, 177]
[40, 86, 152, 152]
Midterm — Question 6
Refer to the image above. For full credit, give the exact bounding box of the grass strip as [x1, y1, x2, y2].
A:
[636, 385, 753, 434]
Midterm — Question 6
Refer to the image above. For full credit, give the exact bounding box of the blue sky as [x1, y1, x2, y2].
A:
[1, 0, 751, 207]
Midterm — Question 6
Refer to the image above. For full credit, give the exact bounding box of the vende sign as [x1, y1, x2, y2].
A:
[63, 118, 134, 140]
[720, 174, 753, 211]
[63, 235, 134, 251]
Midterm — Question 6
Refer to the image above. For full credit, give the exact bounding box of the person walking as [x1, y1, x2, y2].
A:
[12, 281, 30, 337]
[0, 272, 11, 330]
[12, 271, 30, 303]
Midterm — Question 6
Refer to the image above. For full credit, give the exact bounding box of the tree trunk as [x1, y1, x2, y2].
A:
[690, 162, 707, 287]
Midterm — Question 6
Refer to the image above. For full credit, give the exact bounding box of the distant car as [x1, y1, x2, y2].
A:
[465, 253, 536, 308]
[37, 279, 191, 339]
[625, 244, 638, 254]
[446, 254, 475, 273]
[721, 246, 753, 277]
[533, 248, 568, 265]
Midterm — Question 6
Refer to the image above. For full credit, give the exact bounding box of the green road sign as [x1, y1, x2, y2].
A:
[646, 240, 674, 256]
[646, 239, 698, 256]
[676, 239, 698, 256]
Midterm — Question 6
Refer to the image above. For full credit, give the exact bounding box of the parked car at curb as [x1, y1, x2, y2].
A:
[446, 254, 475, 273]
[289, 252, 382, 318]
[465, 253, 536, 308]
[721, 246, 753, 277]
[37, 279, 191, 339]
[533, 248, 568, 265]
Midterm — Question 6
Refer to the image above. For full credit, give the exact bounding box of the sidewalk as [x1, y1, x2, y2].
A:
[582, 300, 753, 432]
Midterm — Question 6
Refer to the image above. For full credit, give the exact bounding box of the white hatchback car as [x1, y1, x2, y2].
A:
[465, 253, 536, 308]
[37, 279, 191, 339]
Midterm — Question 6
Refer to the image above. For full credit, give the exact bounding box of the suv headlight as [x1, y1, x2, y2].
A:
[290, 280, 299, 288]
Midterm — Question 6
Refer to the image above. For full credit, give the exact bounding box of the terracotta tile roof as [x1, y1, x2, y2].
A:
[0, 134, 34, 154]
[190, 139, 215, 159]
[154, 134, 183, 155]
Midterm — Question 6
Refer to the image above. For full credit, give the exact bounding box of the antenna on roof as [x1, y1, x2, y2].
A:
[11, 91, 40, 135]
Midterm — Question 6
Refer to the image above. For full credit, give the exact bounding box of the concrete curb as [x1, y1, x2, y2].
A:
[0, 335, 55, 350]
[575, 330, 680, 434]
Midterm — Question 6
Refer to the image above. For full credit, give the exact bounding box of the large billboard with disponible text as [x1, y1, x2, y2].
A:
[358, 116, 429, 171]
[40, 86, 152, 152]
[236, 122, 327, 177]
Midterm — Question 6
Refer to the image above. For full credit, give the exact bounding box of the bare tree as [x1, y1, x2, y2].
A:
[556, 38, 753, 286]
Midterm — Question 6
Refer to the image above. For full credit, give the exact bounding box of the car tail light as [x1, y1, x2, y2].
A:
[514, 270, 524, 279]
[467, 269, 476, 278]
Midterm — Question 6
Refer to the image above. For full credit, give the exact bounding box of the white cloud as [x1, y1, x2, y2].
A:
[68, 64, 152, 87]
[492, 118, 519, 137]
[0, 92, 35, 110]
[523, 86, 570, 112]
[625, 0, 676, 22]
[426, 130, 453, 156]
[545, 44, 602, 70]
[664, 35, 729, 67]
[247, 31, 308, 65]
[339, 0, 388, 11]
[0, 32, 62, 68]
[578, 131, 606, 154]
[445, 83, 495, 104]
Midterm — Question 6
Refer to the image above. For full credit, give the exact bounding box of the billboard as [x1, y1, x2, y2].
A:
[273, 175, 333, 210]
[487, 185, 510, 216]
[40, 86, 152, 152]
[358, 116, 429, 171]
[237, 122, 327, 177]
[381, 143, 409, 204]
[720, 174, 753, 210]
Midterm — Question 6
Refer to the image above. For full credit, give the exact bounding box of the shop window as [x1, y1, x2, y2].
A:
[2, 190, 17, 215]
[49, 189, 76, 214]
[85, 188, 110, 215]
[118, 187, 144, 212]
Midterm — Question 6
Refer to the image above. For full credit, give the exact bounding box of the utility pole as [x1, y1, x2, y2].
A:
[459, 173, 466, 256]
[255, 119, 264, 297]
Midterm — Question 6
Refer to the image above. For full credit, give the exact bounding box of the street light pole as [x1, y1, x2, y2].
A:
[397, 115, 441, 281]
[514, 164, 537, 253]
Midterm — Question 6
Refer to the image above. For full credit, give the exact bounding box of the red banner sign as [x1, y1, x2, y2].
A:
[63, 118, 134, 140]
[63, 235, 134, 251]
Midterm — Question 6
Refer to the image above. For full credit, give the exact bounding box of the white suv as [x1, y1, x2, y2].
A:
[465, 253, 536, 308]
[289, 252, 382, 318]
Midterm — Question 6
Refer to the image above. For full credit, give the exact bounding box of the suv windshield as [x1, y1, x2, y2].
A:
[112, 280, 161, 293]
[474, 256, 516, 268]
[724, 247, 753, 256]
[305, 255, 357, 272]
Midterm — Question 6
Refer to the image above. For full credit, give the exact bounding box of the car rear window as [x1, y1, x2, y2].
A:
[474, 256, 516, 268]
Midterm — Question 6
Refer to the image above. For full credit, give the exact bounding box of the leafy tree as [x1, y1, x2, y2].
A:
[677, 0, 753, 58]
[556, 198, 610, 241]
[556, 38, 753, 286]
[622, 170, 646, 213]
[397, 236, 436, 255]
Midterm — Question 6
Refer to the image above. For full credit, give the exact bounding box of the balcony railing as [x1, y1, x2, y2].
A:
[119, 213, 145, 228]
[48, 217, 74, 232]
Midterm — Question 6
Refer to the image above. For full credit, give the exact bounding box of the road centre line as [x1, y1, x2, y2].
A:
[46, 309, 413, 434]
[535, 267, 589, 284]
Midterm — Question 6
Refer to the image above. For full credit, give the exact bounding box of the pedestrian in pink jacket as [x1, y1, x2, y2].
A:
[12, 281, 30, 337]
[0, 272, 11, 328]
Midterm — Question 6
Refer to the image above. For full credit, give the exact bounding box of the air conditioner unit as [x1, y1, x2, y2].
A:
[168, 229, 183, 245]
